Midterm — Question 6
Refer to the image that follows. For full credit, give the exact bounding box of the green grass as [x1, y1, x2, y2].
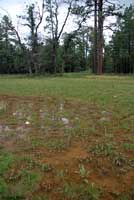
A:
[0, 152, 14, 175]
[0, 73, 133, 115]
[122, 143, 134, 150]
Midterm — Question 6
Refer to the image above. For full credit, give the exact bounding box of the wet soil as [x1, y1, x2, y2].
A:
[0, 95, 133, 200]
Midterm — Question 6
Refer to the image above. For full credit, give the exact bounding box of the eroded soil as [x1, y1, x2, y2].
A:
[0, 95, 134, 200]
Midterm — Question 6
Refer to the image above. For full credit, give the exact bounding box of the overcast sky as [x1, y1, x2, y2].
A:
[0, 0, 133, 23]
[0, 0, 133, 16]
[0, 0, 133, 42]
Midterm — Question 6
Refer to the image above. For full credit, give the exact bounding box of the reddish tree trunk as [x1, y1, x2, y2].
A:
[97, 0, 103, 75]
[93, 0, 98, 73]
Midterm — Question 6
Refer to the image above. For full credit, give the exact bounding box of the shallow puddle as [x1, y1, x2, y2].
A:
[0, 96, 101, 144]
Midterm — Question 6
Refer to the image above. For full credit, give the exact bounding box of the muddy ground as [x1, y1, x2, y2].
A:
[0, 95, 134, 200]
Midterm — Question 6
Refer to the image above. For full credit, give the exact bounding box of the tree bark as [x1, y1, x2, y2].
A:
[93, 0, 98, 73]
[97, 0, 103, 75]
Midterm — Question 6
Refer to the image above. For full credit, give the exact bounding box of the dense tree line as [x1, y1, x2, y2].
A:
[0, 0, 133, 75]
[104, 5, 134, 73]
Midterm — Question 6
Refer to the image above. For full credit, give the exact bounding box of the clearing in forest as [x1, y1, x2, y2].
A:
[0, 75, 134, 200]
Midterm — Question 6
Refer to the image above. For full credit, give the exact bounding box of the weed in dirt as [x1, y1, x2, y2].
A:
[64, 128, 72, 147]
[20, 157, 37, 169]
[72, 117, 98, 138]
[111, 152, 129, 167]
[20, 169, 39, 186]
[31, 135, 70, 152]
[64, 127, 72, 137]
[118, 195, 130, 200]
[56, 169, 65, 179]
[5, 169, 21, 183]
[62, 182, 100, 200]
[20, 157, 53, 172]
[62, 182, 77, 199]
[122, 143, 134, 151]
[85, 183, 100, 200]
[89, 143, 114, 157]
[31, 138, 44, 149]
[78, 164, 89, 179]
[39, 163, 53, 172]
[74, 127, 97, 138]
[78, 157, 92, 165]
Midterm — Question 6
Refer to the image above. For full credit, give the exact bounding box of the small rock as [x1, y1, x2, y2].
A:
[100, 117, 110, 122]
[101, 111, 107, 114]
[75, 117, 79, 120]
[101, 110, 112, 116]
[61, 117, 69, 125]
[13, 112, 16, 116]
[25, 121, 30, 125]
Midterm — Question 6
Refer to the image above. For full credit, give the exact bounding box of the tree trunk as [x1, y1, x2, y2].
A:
[28, 65, 32, 75]
[52, 39, 59, 74]
[33, 53, 39, 74]
[97, 0, 103, 75]
[93, 0, 98, 73]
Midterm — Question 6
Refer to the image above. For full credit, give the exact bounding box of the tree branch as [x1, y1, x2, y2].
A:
[35, 0, 45, 34]
[57, 0, 73, 41]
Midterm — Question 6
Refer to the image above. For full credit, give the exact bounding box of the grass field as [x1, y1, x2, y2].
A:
[0, 73, 134, 200]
